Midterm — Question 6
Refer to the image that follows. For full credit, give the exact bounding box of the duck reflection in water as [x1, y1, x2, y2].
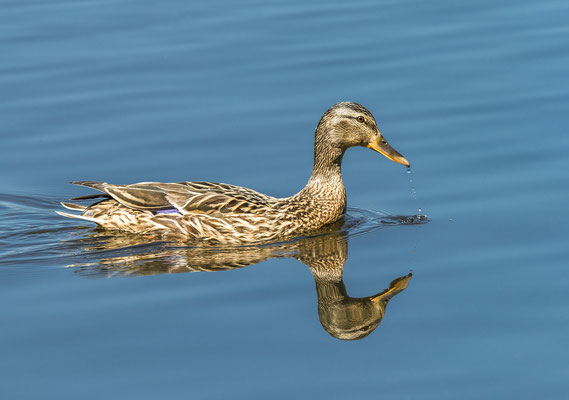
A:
[68, 217, 414, 341]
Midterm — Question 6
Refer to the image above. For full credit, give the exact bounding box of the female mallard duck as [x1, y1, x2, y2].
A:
[58, 102, 410, 244]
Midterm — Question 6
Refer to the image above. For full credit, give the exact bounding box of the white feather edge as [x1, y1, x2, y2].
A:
[55, 211, 104, 224]
[61, 202, 87, 211]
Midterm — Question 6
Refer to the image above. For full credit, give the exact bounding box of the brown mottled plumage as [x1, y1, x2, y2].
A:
[57, 102, 410, 244]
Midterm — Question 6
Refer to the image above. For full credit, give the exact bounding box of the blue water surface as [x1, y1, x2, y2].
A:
[1, 0, 568, 399]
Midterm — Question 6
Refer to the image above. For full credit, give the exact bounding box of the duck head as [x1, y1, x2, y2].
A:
[315, 102, 410, 168]
[314, 271, 412, 341]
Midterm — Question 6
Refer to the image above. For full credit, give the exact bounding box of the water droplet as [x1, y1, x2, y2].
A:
[407, 171, 417, 200]
[407, 168, 422, 214]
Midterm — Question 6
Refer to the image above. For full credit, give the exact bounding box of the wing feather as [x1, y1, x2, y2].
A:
[70, 181, 274, 215]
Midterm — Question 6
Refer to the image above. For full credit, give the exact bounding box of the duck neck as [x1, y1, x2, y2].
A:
[308, 141, 345, 187]
[300, 140, 347, 217]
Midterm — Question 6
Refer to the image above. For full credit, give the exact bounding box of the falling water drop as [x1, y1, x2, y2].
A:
[407, 168, 417, 201]
[406, 167, 422, 215]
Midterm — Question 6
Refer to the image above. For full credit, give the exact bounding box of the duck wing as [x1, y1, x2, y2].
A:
[70, 181, 273, 215]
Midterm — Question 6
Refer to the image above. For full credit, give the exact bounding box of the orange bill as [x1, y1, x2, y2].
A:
[366, 133, 410, 167]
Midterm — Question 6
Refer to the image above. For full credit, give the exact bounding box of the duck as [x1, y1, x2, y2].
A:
[57, 102, 410, 244]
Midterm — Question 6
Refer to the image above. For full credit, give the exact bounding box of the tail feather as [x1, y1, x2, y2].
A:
[55, 210, 104, 224]
[70, 193, 109, 201]
[70, 181, 108, 193]
[61, 202, 87, 211]
[58, 182, 113, 225]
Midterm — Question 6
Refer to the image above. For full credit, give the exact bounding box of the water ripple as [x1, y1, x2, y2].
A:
[0, 193, 427, 273]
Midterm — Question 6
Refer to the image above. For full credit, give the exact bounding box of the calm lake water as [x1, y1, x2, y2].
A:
[1, 0, 568, 398]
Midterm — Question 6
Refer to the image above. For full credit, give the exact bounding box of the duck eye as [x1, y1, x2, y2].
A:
[356, 116, 365, 123]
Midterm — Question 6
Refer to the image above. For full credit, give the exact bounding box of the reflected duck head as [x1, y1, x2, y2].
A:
[315, 273, 412, 341]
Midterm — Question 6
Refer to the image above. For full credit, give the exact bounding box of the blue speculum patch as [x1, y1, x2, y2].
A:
[155, 209, 180, 215]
